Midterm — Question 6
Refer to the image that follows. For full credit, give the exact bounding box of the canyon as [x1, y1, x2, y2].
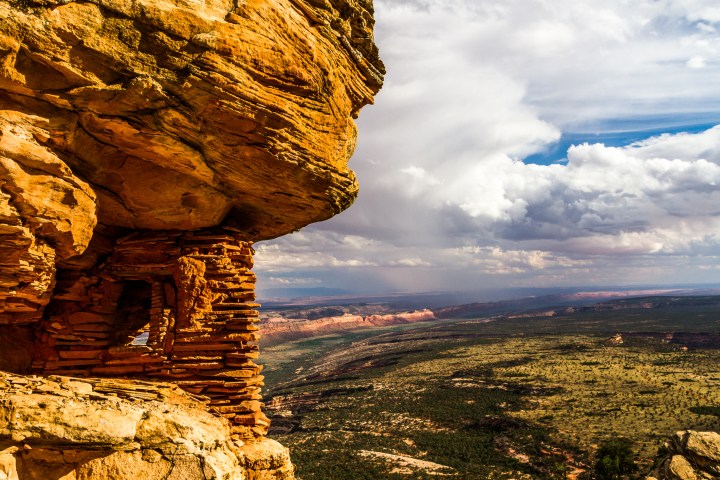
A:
[0, 0, 383, 478]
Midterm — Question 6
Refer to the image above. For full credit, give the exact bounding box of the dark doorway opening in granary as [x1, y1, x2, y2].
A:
[115, 279, 153, 347]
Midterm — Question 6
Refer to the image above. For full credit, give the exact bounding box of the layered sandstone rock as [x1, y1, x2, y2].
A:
[0, 0, 383, 323]
[645, 431, 720, 480]
[32, 230, 270, 438]
[0, 0, 383, 477]
[0, 371, 294, 479]
[0, 0, 382, 236]
[0, 112, 97, 323]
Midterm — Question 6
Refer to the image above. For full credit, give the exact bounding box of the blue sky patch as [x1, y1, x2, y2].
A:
[524, 116, 720, 165]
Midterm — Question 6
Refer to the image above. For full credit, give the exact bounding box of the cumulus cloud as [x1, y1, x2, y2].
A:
[254, 0, 720, 295]
[255, 241, 378, 272]
[687, 55, 707, 68]
[474, 127, 720, 252]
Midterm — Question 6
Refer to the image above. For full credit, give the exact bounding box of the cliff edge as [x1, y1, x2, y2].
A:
[0, 371, 294, 479]
[0, 0, 383, 477]
[0, 0, 383, 322]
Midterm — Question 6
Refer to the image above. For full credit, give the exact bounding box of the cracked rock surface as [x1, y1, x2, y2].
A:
[0, 371, 294, 479]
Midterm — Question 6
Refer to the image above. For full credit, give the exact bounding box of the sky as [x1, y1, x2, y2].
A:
[254, 0, 720, 299]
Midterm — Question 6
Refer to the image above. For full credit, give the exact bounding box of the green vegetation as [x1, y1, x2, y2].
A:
[689, 406, 720, 417]
[261, 296, 720, 478]
[477, 336, 720, 461]
[594, 437, 637, 480]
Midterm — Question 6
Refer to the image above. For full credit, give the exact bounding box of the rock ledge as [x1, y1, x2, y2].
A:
[0, 371, 294, 479]
[645, 430, 720, 480]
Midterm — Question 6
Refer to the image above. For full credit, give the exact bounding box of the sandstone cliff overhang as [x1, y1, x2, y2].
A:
[0, 0, 384, 240]
[0, 0, 384, 321]
[0, 0, 384, 455]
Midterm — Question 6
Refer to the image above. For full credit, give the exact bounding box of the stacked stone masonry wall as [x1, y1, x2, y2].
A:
[32, 229, 268, 439]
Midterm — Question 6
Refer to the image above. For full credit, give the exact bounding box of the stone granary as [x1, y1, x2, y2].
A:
[0, 0, 383, 476]
[33, 230, 268, 438]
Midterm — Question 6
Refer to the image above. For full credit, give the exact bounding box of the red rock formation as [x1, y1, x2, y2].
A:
[0, 0, 383, 475]
[261, 310, 437, 346]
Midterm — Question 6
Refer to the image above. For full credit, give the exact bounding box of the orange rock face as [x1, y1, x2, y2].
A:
[0, 0, 382, 234]
[0, 0, 383, 322]
[0, 0, 383, 460]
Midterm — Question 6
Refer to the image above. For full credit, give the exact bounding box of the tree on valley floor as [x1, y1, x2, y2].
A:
[594, 436, 637, 480]
[548, 461, 569, 479]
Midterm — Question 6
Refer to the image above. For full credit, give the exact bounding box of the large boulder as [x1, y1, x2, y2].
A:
[645, 431, 720, 480]
[0, 371, 294, 479]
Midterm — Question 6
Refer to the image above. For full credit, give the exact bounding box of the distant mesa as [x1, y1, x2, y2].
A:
[261, 308, 436, 346]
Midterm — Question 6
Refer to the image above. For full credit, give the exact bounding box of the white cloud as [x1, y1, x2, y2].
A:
[388, 258, 432, 267]
[687, 55, 707, 68]
[397, 166, 441, 197]
[254, 0, 720, 295]
[254, 242, 379, 273]
[453, 246, 590, 273]
[669, 1, 720, 24]
[266, 277, 322, 285]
